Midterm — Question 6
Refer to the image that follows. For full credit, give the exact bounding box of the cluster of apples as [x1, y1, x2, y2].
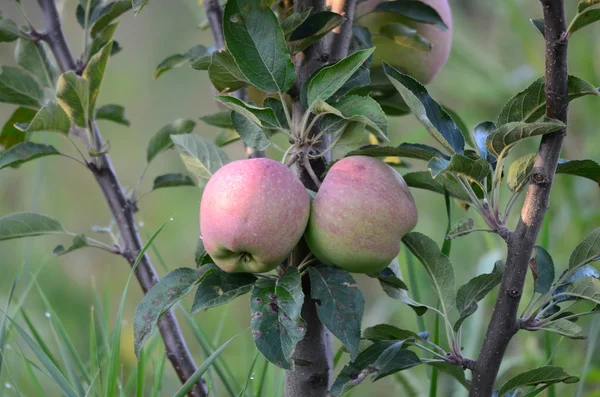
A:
[199, 156, 418, 274]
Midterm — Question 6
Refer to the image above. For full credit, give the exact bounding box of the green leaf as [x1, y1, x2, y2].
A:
[83, 40, 113, 116]
[402, 232, 456, 320]
[403, 171, 473, 202]
[191, 264, 256, 312]
[564, 277, 600, 306]
[152, 173, 196, 190]
[379, 23, 431, 51]
[443, 106, 474, 149]
[309, 265, 364, 360]
[90, 0, 132, 37]
[532, 246, 555, 294]
[189, 55, 212, 71]
[132, 0, 151, 15]
[454, 261, 503, 331]
[22, 101, 70, 135]
[231, 112, 271, 150]
[369, 265, 427, 315]
[315, 95, 388, 139]
[207, 51, 250, 93]
[370, 0, 448, 30]
[146, 119, 196, 163]
[306, 48, 374, 109]
[445, 217, 475, 240]
[383, 63, 465, 154]
[498, 366, 579, 396]
[531, 318, 585, 339]
[215, 95, 283, 129]
[569, 228, 600, 270]
[95, 104, 130, 126]
[86, 22, 119, 60]
[56, 71, 90, 128]
[497, 76, 599, 125]
[530, 18, 545, 37]
[0, 212, 65, 240]
[0, 107, 37, 150]
[200, 111, 234, 129]
[0, 142, 60, 170]
[223, 0, 295, 93]
[486, 120, 565, 159]
[134, 268, 202, 358]
[428, 153, 490, 182]
[507, 153, 536, 192]
[579, 0, 600, 12]
[215, 129, 240, 147]
[570, 9, 600, 34]
[362, 324, 421, 341]
[263, 97, 289, 128]
[171, 134, 230, 188]
[346, 142, 446, 161]
[0, 16, 23, 42]
[371, 343, 421, 381]
[15, 39, 58, 89]
[251, 268, 305, 369]
[281, 8, 312, 35]
[288, 11, 345, 54]
[154, 45, 207, 79]
[195, 238, 213, 267]
[0, 66, 44, 109]
[427, 362, 470, 390]
[472, 121, 497, 163]
[53, 234, 90, 256]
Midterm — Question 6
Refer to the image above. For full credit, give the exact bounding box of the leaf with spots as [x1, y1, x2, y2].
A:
[250, 268, 305, 369]
[133, 267, 205, 358]
[309, 264, 364, 360]
[191, 264, 257, 312]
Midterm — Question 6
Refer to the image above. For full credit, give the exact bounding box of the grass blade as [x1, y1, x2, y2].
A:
[254, 355, 269, 397]
[0, 270, 21, 375]
[151, 353, 167, 397]
[238, 351, 259, 397]
[174, 327, 248, 397]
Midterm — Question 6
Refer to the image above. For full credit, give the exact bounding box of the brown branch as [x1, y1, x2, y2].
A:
[36, 1, 207, 395]
[330, 0, 358, 61]
[469, 1, 568, 395]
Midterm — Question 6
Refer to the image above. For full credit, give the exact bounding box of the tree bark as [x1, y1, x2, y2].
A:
[469, 1, 568, 395]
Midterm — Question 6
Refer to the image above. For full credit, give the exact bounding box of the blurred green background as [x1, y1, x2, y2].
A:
[0, 0, 599, 396]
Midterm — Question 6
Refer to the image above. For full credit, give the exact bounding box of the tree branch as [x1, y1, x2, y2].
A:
[330, 0, 357, 61]
[469, 1, 568, 395]
[36, 1, 207, 395]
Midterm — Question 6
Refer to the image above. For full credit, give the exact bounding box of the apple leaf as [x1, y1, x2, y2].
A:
[498, 366, 579, 396]
[552, 265, 600, 304]
[427, 362, 470, 390]
[56, 71, 90, 128]
[371, 342, 421, 381]
[0, 16, 24, 42]
[200, 111, 234, 129]
[95, 104, 130, 126]
[189, 55, 212, 71]
[346, 143, 446, 161]
[530, 18, 545, 37]
[223, 0, 295, 93]
[565, 276, 600, 304]
[0, 212, 65, 240]
[578, 0, 600, 12]
[134, 267, 204, 358]
[15, 39, 59, 89]
[195, 238, 213, 267]
[368, 264, 427, 315]
[90, 0, 132, 37]
[281, 8, 312, 35]
[445, 217, 475, 240]
[215, 129, 240, 147]
[306, 48, 374, 109]
[154, 45, 207, 79]
[230, 112, 271, 151]
[402, 232, 456, 321]
[171, 134, 230, 188]
[152, 173, 196, 190]
[427, 153, 490, 182]
[362, 324, 422, 341]
[191, 264, 257, 312]
[569, 227, 600, 270]
[532, 246, 555, 294]
[313, 95, 387, 139]
[22, 101, 70, 135]
[383, 63, 465, 154]
[0, 142, 60, 170]
[0, 107, 37, 149]
[208, 51, 249, 93]
[215, 96, 283, 130]
[53, 234, 90, 256]
[454, 261, 504, 331]
[497, 76, 599, 125]
[146, 119, 196, 163]
[529, 318, 585, 339]
[250, 268, 306, 369]
[370, 0, 448, 30]
[403, 171, 473, 202]
[486, 119, 565, 159]
[83, 41, 114, 116]
[309, 265, 364, 360]
[472, 121, 497, 164]
[0, 66, 45, 109]
[570, 9, 600, 35]
[132, 0, 151, 15]
[288, 11, 345, 54]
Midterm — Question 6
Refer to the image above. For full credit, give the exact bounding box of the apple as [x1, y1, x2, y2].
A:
[200, 158, 310, 273]
[305, 155, 418, 273]
[328, 0, 452, 84]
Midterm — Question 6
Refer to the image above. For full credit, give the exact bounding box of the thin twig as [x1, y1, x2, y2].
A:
[330, 0, 358, 61]
[36, 1, 207, 395]
[469, 1, 569, 395]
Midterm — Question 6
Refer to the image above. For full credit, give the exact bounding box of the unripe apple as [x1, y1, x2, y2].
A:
[329, 0, 452, 84]
[305, 156, 418, 273]
[200, 158, 310, 273]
